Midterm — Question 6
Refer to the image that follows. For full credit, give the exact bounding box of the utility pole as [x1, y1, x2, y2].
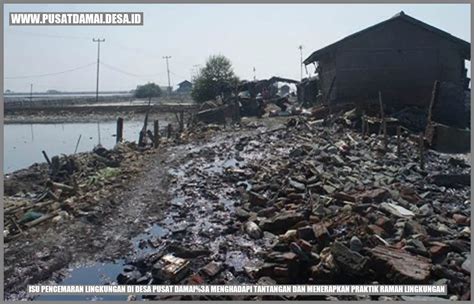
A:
[298, 45, 303, 81]
[29, 83, 33, 103]
[163, 56, 172, 96]
[253, 67, 256, 81]
[93, 38, 105, 103]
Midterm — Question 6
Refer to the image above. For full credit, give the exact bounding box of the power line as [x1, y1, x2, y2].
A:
[100, 61, 165, 79]
[5, 62, 96, 79]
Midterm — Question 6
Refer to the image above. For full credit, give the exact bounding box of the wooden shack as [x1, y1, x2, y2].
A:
[304, 11, 470, 108]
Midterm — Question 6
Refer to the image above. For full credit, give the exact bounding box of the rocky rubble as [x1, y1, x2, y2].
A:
[4, 142, 152, 241]
[114, 115, 470, 300]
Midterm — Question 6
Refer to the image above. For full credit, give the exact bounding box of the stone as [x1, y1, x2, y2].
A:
[312, 223, 330, 243]
[297, 226, 315, 241]
[331, 241, 367, 276]
[289, 179, 305, 192]
[370, 246, 431, 282]
[235, 208, 250, 220]
[375, 216, 394, 231]
[273, 266, 289, 277]
[257, 276, 277, 285]
[368, 224, 386, 237]
[257, 206, 277, 217]
[168, 244, 211, 258]
[323, 185, 336, 194]
[248, 191, 267, 206]
[429, 242, 450, 258]
[380, 202, 414, 218]
[350, 236, 363, 252]
[260, 212, 305, 234]
[279, 229, 297, 242]
[117, 270, 142, 284]
[356, 188, 389, 203]
[404, 220, 427, 238]
[452, 214, 468, 225]
[332, 192, 356, 202]
[405, 239, 428, 256]
[187, 273, 205, 284]
[245, 221, 263, 239]
[201, 261, 222, 277]
[418, 204, 433, 217]
[461, 256, 470, 274]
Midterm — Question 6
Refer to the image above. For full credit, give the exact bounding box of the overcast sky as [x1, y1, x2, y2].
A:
[3, 3, 471, 93]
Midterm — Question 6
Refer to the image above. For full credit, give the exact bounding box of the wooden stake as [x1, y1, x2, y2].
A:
[116, 117, 124, 143]
[427, 80, 440, 125]
[74, 134, 82, 154]
[153, 120, 159, 148]
[42, 150, 52, 166]
[361, 111, 366, 137]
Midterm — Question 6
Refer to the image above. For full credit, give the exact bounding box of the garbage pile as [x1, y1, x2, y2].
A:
[195, 76, 302, 124]
[115, 114, 470, 300]
[3, 142, 150, 242]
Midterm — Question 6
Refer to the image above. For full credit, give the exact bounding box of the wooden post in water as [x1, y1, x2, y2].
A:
[42, 150, 52, 166]
[116, 117, 124, 143]
[74, 134, 82, 154]
[419, 133, 425, 170]
[138, 130, 145, 147]
[153, 120, 159, 148]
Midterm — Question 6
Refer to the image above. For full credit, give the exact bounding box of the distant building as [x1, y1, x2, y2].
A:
[176, 80, 193, 94]
[304, 11, 470, 108]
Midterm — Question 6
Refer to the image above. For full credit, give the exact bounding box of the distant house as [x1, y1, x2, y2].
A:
[176, 80, 193, 94]
[304, 11, 470, 109]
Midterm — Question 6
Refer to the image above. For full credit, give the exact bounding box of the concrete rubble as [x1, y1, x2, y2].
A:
[109, 111, 469, 300]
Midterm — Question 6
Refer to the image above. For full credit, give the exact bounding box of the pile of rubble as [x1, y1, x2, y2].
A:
[232, 118, 470, 299]
[3, 142, 152, 242]
[114, 114, 470, 300]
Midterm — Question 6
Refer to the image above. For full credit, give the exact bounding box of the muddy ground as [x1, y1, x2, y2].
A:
[4, 102, 196, 124]
[4, 115, 471, 301]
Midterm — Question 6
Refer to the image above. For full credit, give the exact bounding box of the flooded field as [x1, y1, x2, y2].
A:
[4, 120, 168, 173]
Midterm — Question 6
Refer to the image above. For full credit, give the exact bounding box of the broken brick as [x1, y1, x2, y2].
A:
[370, 246, 431, 283]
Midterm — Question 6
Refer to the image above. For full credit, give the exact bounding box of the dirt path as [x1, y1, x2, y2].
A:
[4, 148, 174, 300]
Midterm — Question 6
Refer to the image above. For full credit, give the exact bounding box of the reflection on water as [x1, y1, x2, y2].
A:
[35, 261, 127, 301]
[4, 121, 165, 173]
[34, 224, 168, 301]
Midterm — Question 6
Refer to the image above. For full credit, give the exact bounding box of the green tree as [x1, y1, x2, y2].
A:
[191, 55, 239, 103]
[134, 82, 162, 103]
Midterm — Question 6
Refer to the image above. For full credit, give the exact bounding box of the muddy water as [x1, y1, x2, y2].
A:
[35, 225, 168, 301]
[4, 120, 168, 173]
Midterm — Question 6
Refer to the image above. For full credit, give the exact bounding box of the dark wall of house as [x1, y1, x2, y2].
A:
[319, 18, 467, 107]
